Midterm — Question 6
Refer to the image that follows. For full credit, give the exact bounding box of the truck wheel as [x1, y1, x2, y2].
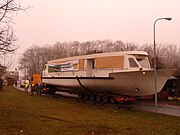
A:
[95, 94, 101, 103]
[102, 95, 108, 103]
[110, 96, 116, 104]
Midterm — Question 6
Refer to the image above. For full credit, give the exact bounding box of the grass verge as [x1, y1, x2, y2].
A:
[0, 86, 180, 135]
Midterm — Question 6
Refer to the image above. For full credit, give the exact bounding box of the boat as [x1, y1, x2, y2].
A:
[41, 51, 175, 97]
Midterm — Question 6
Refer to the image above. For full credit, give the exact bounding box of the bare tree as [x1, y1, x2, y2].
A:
[0, 0, 27, 75]
[19, 45, 59, 78]
[19, 45, 42, 78]
[19, 40, 180, 78]
[0, 0, 27, 54]
[141, 43, 180, 75]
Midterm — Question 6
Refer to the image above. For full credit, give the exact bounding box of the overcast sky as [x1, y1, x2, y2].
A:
[14, 0, 180, 52]
[9, 0, 179, 69]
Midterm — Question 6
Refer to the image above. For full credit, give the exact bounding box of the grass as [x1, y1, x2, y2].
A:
[0, 86, 180, 135]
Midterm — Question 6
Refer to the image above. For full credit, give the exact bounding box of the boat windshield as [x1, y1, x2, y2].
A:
[136, 58, 150, 68]
[129, 58, 139, 68]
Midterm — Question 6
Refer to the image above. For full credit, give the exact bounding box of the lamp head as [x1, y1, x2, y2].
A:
[165, 17, 172, 21]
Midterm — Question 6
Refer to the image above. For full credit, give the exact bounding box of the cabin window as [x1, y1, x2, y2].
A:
[48, 65, 61, 72]
[48, 60, 79, 72]
[129, 58, 139, 67]
[137, 58, 150, 68]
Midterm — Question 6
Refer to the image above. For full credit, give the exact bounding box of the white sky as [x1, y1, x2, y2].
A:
[10, 0, 180, 69]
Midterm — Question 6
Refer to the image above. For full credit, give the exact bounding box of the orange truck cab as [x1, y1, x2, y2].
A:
[32, 74, 41, 85]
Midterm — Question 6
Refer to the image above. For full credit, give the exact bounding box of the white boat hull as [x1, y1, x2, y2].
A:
[42, 69, 175, 96]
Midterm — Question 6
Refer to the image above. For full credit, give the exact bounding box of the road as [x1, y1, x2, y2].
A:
[133, 102, 180, 117]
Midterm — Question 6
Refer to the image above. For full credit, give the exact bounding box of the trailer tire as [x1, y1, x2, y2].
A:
[102, 95, 108, 103]
[95, 94, 101, 103]
[83, 93, 89, 100]
[78, 92, 83, 99]
[110, 96, 116, 104]
[89, 94, 94, 101]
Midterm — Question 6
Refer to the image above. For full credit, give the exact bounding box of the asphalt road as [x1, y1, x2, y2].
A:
[133, 102, 180, 117]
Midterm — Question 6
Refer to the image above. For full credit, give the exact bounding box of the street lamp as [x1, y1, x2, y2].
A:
[153, 17, 172, 114]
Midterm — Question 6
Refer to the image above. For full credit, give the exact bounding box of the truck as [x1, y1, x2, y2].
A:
[32, 74, 41, 86]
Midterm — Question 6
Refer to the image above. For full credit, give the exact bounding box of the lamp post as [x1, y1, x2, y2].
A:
[153, 17, 172, 114]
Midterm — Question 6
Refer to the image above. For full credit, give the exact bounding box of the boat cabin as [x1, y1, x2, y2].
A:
[42, 51, 151, 77]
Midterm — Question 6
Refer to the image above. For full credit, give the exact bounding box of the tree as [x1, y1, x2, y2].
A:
[19, 40, 180, 78]
[141, 43, 180, 77]
[0, 0, 26, 54]
[0, 0, 27, 75]
[19, 45, 43, 78]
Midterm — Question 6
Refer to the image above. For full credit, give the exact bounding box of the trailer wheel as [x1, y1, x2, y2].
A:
[83, 93, 89, 100]
[95, 94, 101, 102]
[102, 95, 108, 103]
[78, 92, 83, 99]
[48, 90, 56, 95]
[110, 96, 116, 104]
[89, 94, 94, 101]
